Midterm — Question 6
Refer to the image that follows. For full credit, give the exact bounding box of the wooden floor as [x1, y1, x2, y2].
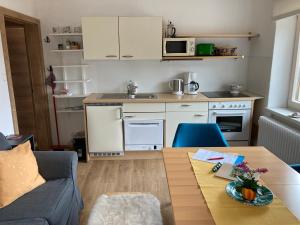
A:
[77, 158, 174, 225]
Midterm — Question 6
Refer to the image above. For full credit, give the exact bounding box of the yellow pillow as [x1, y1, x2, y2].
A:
[0, 141, 45, 208]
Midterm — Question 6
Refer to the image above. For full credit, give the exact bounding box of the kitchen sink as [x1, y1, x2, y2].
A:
[98, 93, 158, 99]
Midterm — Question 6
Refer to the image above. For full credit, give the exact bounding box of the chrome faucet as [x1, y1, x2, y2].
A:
[127, 80, 138, 98]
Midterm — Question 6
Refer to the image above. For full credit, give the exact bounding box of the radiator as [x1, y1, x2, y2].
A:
[258, 116, 300, 164]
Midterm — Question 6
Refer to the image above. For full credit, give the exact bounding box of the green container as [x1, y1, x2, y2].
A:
[196, 43, 215, 56]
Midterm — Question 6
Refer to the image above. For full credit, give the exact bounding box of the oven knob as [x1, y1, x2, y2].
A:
[221, 105, 225, 108]
[234, 104, 237, 108]
[212, 105, 216, 108]
[229, 105, 233, 108]
[238, 104, 241, 108]
[243, 104, 246, 108]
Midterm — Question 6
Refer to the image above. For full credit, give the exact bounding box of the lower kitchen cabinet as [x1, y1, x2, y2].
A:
[86, 104, 123, 155]
[166, 111, 208, 147]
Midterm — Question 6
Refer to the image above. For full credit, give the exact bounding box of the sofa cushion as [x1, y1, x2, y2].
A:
[0, 218, 49, 225]
[0, 141, 45, 208]
[0, 133, 11, 150]
[0, 178, 74, 225]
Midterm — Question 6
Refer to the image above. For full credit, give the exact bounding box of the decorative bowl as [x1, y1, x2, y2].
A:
[225, 181, 273, 206]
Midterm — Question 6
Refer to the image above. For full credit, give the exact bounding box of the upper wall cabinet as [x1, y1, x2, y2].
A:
[82, 17, 119, 60]
[119, 17, 162, 60]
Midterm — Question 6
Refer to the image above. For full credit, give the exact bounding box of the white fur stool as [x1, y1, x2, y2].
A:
[87, 193, 163, 225]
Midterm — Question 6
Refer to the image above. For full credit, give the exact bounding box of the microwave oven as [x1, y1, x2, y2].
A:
[163, 38, 195, 56]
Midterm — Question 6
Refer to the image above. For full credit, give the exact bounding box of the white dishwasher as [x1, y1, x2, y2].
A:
[124, 118, 164, 151]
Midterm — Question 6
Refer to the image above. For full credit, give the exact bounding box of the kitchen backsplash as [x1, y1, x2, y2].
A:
[85, 59, 248, 93]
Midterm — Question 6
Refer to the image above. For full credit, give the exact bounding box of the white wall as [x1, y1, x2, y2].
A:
[35, 0, 260, 94]
[247, 0, 275, 124]
[273, 0, 300, 18]
[32, 0, 274, 144]
[0, 0, 36, 16]
[0, 33, 14, 135]
[0, 0, 36, 135]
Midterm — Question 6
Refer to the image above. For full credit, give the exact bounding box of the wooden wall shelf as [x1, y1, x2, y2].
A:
[56, 110, 84, 113]
[53, 79, 91, 84]
[53, 94, 88, 98]
[52, 64, 89, 68]
[48, 33, 82, 36]
[176, 33, 259, 39]
[51, 49, 83, 53]
[162, 55, 245, 61]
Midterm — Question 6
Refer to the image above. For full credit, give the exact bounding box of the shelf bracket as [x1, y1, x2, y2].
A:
[248, 32, 260, 41]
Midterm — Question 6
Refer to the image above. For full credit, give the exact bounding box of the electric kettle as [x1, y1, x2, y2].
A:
[169, 79, 184, 95]
[183, 72, 200, 95]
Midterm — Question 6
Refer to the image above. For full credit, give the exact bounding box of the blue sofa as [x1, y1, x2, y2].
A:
[0, 135, 83, 225]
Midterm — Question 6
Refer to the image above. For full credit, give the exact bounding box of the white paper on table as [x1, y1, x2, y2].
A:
[191, 149, 244, 165]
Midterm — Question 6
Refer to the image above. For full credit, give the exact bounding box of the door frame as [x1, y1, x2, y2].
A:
[0, 6, 52, 149]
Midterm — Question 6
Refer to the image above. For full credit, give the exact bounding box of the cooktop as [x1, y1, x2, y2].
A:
[201, 91, 250, 98]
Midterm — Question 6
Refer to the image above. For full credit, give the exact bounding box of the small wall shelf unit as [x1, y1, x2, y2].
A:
[163, 32, 259, 61]
[48, 31, 83, 52]
[47, 30, 91, 146]
[51, 64, 91, 99]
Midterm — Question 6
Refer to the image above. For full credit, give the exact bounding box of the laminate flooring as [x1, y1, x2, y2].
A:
[78, 158, 174, 225]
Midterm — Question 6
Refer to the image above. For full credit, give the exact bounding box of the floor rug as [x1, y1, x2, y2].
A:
[87, 193, 163, 225]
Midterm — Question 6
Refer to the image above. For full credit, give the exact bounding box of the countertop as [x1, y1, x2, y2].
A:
[83, 91, 263, 104]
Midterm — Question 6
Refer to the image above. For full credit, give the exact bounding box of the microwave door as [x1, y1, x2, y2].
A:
[166, 41, 187, 54]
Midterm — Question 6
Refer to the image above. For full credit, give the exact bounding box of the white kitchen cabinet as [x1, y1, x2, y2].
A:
[166, 111, 208, 147]
[82, 17, 119, 60]
[86, 104, 123, 155]
[119, 17, 162, 60]
[166, 103, 208, 112]
[123, 103, 165, 112]
[165, 102, 208, 147]
[166, 112, 208, 147]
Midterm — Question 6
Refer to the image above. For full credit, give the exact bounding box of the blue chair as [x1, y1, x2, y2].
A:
[290, 164, 300, 173]
[172, 123, 229, 147]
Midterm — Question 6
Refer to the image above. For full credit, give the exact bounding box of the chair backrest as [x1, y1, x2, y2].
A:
[290, 164, 300, 173]
[172, 123, 229, 147]
[0, 132, 12, 150]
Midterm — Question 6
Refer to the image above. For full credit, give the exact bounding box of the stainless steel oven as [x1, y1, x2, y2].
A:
[208, 101, 251, 141]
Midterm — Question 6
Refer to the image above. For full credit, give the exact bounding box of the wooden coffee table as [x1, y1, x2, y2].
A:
[163, 147, 300, 225]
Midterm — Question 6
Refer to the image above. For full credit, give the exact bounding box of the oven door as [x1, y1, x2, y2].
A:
[209, 110, 250, 141]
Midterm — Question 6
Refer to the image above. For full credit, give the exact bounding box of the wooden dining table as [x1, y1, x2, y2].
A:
[163, 147, 300, 225]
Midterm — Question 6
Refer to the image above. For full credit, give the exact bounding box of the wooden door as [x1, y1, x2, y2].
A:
[82, 17, 119, 60]
[5, 22, 52, 149]
[6, 27, 36, 136]
[119, 17, 162, 60]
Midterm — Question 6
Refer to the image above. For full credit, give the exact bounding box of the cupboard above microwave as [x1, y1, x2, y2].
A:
[163, 38, 195, 56]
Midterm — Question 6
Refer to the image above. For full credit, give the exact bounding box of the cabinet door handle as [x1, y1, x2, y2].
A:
[119, 108, 123, 120]
[181, 104, 191, 107]
[122, 55, 134, 58]
[106, 55, 118, 58]
[123, 115, 136, 119]
[194, 114, 205, 117]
